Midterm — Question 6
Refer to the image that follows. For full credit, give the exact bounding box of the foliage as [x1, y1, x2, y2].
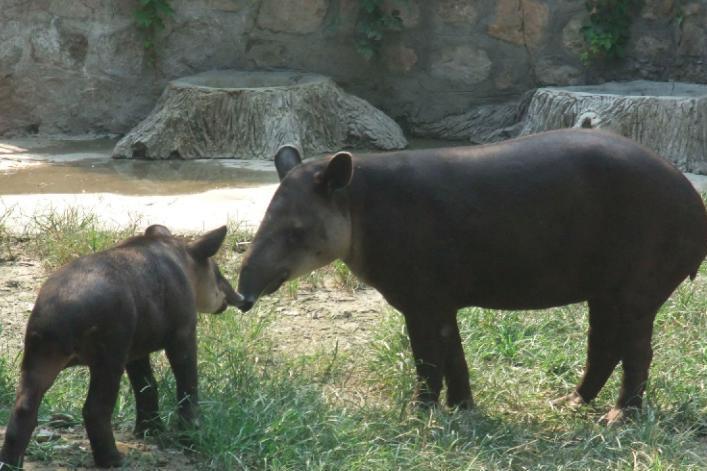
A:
[580, 0, 643, 64]
[355, 0, 407, 60]
[133, 0, 175, 56]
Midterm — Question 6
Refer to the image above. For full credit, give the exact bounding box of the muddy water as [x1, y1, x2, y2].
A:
[0, 137, 469, 196]
[0, 159, 279, 195]
[0, 138, 279, 195]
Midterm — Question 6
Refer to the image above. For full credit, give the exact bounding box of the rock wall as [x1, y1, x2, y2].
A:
[1, 0, 705, 141]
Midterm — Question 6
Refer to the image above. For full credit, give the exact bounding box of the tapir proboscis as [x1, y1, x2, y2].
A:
[235, 129, 707, 424]
[1, 225, 242, 469]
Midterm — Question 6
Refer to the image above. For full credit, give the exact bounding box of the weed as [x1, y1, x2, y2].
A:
[333, 260, 365, 292]
[285, 279, 300, 299]
[0, 207, 15, 261]
[28, 208, 140, 269]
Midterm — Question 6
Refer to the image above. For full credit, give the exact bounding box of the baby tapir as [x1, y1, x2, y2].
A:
[1, 225, 242, 468]
[236, 129, 707, 425]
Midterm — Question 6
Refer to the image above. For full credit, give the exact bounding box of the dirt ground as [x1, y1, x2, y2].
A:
[0, 241, 387, 469]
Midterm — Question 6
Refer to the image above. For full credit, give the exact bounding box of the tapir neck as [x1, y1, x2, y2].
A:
[332, 189, 354, 265]
[338, 172, 373, 285]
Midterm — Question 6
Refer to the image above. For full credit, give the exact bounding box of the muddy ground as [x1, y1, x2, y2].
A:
[0, 241, 387, 469]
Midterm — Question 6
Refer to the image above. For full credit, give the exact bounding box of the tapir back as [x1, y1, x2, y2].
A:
[345, 130, 707, 311]
[28, 237, 195, 361]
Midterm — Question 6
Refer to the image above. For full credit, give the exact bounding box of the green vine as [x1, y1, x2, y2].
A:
[580, 0, 643, 64]
[673, 0, 686, 27]
[355, 0, 407, 60]
[133, 0, 175, 57]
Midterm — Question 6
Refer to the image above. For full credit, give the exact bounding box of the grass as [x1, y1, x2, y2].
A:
[0, 207, 15, 262]
[0, 213, 706, 469]
[29, 208, 142, 268]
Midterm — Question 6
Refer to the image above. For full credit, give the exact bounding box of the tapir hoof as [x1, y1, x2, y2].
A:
[549, 391, 587, 410]
[599, 407, 636, 426]
[94, 450, 124, 468]
[134, 420, 165, 438]
[448, 395, 474, 411]
[0, 456, 22, 469]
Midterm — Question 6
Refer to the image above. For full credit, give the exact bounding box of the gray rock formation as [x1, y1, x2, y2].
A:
[112, 70, 407, 160]
[2, 1, 706, 140]
[521, 81, 707, 173]
[411, 101, 526, 144]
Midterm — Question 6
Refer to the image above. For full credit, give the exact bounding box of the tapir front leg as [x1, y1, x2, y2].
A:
[403, 309, 471, 408]
[165, 328, 199, 429]
[404, 311, 444, 406]
[440, 315, 473, 409]
[83, 363, 125, 468]
[126, 356, 163, 437]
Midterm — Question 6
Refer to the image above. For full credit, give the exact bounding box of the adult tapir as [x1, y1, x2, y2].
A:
[236, 129, 707, 424]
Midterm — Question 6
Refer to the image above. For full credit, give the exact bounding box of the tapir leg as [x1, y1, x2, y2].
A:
[403, 311, 447, 407]
[165, 329, 199, 428]
[602, 310, 657, 424]
[574, 298, 622, 404]
[0, 353, 66, 468]
[83, 363, 125, 468]
[126, 356, 163, 437]
[441, 316, 473, 409]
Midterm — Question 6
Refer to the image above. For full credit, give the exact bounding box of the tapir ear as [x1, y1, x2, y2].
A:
[274, 145, 302, 181]
[188, 225, 227, 260]
[145, 224, 171, 237]
[316, 152, 353, 191]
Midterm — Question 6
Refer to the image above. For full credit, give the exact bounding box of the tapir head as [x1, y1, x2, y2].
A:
[186, 226, 245, 313]
[146, 225, 243, 313]
[236, 145, 353, 312]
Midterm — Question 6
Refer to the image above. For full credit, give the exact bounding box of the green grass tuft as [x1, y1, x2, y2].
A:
[29, 208, 141, 269]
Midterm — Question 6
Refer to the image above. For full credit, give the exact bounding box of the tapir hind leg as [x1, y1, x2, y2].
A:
[83, 361, 126, 468]
[600, 264, 688, 425]
[552, 297, 621, 409]
[0, 352, 66, 468]
[601, 307, 657, 425]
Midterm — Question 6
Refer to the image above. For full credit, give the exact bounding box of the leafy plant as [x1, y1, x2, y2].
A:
[580, 0, 643, 64]
[133, 0, 175, 56]
[355, 0, 407, 60]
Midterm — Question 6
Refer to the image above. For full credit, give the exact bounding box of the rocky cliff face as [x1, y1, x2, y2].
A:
[1, 0, 705, 141]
